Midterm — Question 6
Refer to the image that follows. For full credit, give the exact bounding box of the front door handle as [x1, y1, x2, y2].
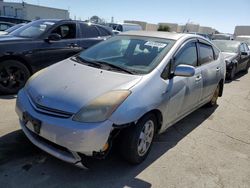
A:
[68, 43, 79, 48]
[216, 67, 221, 72]
[195, 75, 202, 82]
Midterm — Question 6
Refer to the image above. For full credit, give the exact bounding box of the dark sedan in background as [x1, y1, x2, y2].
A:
[0, 19, 113, 94]
[0, 23, 25, 36]
[0, 21, 15, 31]
[213, 40, 250, 80]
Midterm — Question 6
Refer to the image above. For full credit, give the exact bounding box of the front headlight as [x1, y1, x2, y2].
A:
[72, 90, 131, 123]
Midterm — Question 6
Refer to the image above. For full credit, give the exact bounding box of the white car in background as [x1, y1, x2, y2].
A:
[110, 23, 142, 34]
[235, 35, 250, 49]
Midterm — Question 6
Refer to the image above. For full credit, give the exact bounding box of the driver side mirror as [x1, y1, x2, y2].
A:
[241, 51, 248, 56]
[174, 64, 195, 77]
[46, 33, 61, 42]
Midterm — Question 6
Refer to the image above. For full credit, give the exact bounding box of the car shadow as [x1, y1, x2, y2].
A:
[0, 94, 17, 100]
[0, 105, 218, 188]
[225, 71, 247, 84]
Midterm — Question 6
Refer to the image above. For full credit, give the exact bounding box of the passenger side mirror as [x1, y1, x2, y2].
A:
[241, 51, 248, 56]
[46, 33, 61, 42]
[174, 64, 195, 77]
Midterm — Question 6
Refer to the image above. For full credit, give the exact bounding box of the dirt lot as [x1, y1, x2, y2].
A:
[0, 72, 249, 188]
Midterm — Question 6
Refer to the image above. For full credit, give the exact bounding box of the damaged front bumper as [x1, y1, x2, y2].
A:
[16, 89, 114, 168]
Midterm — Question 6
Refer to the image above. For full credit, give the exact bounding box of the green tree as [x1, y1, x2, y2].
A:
[158, 25, 170, 32]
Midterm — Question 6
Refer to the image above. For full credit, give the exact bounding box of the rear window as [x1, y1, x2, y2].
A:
[80, 23, 99, 38]
[199, 43, 214, 65]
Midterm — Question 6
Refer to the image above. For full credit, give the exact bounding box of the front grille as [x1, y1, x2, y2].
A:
[27, 94, 73, 118]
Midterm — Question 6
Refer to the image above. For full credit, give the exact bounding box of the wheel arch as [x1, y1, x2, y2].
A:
[0, 55, 33, 74]
[138, 109, 163, 134]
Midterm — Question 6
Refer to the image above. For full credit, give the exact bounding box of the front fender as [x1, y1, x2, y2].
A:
[109, 75, 167, 126]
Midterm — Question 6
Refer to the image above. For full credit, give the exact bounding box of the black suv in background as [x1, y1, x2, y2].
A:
[0, 19, 113, 94]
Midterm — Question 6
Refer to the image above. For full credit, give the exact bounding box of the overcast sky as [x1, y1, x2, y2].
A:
[7, 0, 250, 33]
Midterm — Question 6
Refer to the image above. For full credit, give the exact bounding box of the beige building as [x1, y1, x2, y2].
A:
[124, 20, 158, 31]
[123, 19, 218, 34]
[199, 26, 215, 34]
[0, 0, 69, 20]
[234, 26, 250, 36]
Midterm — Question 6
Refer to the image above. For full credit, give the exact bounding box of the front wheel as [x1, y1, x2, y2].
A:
[120, 113, 157, 164]
[0, 60, 30, 94]
[206, 85, 220, 107]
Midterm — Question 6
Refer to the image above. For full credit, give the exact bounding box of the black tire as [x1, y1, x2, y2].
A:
[120, 113, 157, 164]
[0, 60, 30, 94]
[228, 65, 236, 80]
[244, 62, 249, 73]
[206, 84, 220, 107]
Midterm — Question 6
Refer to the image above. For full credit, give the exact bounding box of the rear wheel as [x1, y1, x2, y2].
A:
[120, 113, 157, 164]
[0, 60, 30, 94]
[244, 62, 249, 73]
[206, 85, 220, 107]
[228, 65, 236, 80]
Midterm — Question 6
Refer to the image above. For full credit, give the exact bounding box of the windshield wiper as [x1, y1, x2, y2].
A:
[73, 56, 137, 75]
[73, 56, 101, 68]
[92, 60, 136, 75]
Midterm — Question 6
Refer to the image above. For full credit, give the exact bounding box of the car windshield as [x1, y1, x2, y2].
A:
[213, 40, 240, 53]
[235, 37, 250, 46]
[10, 20, 56, 38]
[78, 35, 175, 74]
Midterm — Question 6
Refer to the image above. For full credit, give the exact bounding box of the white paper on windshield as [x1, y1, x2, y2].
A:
[145, 41, 167, 48]
[39, 24, 47, 31]
[43, 22, 55, 25]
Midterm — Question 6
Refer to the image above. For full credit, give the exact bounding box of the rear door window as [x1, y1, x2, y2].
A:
[97, 26, 110, 36]
[198, 43, 214, 65]
[80, 23, 100, 38]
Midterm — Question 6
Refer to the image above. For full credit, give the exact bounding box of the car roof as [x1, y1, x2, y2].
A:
[119, 31, 187, 40]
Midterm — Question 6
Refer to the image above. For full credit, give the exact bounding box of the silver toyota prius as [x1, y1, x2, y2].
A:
[16, 31, 226, 168]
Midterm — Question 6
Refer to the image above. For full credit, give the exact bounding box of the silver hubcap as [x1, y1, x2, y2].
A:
[137, 120, 154, 156]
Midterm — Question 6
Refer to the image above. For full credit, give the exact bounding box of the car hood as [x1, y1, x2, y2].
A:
[25, 58, 142, 114]
[222, 52, 237, 61]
